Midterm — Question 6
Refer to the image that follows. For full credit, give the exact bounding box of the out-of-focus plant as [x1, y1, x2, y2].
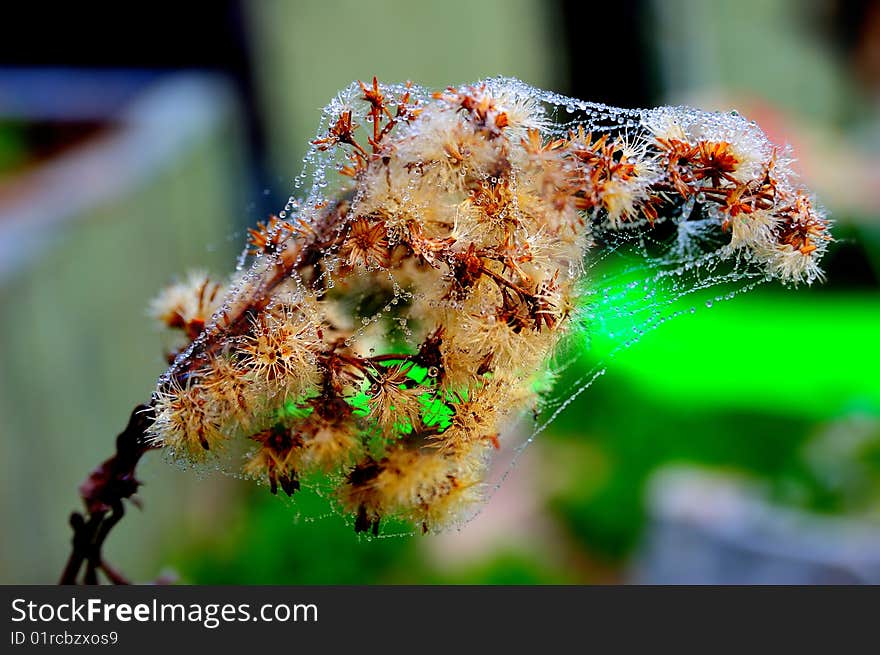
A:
[60, 77, 830, 584]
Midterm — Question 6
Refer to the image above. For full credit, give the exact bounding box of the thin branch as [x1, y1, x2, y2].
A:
[59, 404, 156, 585]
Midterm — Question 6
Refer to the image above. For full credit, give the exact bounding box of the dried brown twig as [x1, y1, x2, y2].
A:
[59, 405, 156, 585]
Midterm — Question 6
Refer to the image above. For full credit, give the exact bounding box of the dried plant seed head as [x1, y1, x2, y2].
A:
[147, 77, 831, 534]
[150, 271, 225, 342]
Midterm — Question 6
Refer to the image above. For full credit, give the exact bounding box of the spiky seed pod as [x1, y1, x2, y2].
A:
[151, 378, 228, 460]
[238, 311, 322, 400]
[341, 444, 487, 535]
[149, 271, 225, 351]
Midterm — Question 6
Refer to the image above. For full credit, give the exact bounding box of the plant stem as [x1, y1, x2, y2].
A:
[59, 404, 156, 585]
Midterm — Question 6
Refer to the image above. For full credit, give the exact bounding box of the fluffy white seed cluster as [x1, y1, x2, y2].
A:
[146, 78, 830, 534]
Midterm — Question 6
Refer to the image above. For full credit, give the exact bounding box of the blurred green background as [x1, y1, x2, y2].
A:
[1, 0, 878, 584]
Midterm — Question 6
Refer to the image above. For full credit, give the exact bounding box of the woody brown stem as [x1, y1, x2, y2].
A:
[478, 264, 535, 301]
[365, 353, 413, 364]
[59, 404, 157, 585]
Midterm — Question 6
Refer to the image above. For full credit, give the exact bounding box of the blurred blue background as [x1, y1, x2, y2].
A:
[0, 0, 878, 584]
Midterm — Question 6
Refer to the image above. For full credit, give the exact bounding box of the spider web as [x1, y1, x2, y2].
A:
[209, 78, 805, 535]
